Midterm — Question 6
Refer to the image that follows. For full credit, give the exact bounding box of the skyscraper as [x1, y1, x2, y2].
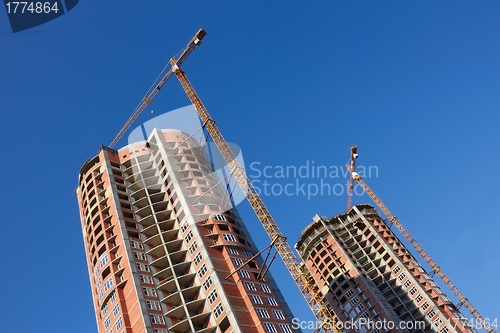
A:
[77, 128, 299, 333]
[295, 204, 474, 333]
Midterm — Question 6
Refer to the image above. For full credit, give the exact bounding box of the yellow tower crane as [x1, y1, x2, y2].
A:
[345, 163, 495, 333]
[346, 145, 358, 211]
[110, 29, 339, 332]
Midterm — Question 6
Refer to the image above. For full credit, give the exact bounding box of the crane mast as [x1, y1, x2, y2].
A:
[345, 164, 494, 333]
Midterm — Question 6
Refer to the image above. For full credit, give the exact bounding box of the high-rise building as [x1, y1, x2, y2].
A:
[295, 204, 474, 333]
[77, 128, 300, 333]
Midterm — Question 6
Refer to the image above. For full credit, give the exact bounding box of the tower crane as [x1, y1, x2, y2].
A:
[345, 163, 495, 333]
[346, 145, 358, 211]
[109, 28, 207, 149]
[110, 29, 339, 332]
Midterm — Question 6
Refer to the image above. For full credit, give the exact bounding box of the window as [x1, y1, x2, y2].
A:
[214, 303, 224, 318]
[349, 311, 356, 319]
[263, 323, 277, 333]
[344, 303, 352, 312]
[104, 316, 111, 329]
[203, 276, 213, 291]
[136, 263, 150, 272]
[139, 275, 153, 284]
[133, 251, 147, 260]
[208, 289, 218, 304]
[429, 281, 437, 287]
[350, 296, 359, 305]
[409, 287, 417, 295]
[260, 284, 271, 293]
[266, 297, 278, 306]
[214, 214, 226, 221]
[398, 273, 406, 281]
[100, 255, 109, 268]
[146, 300, 161, 310]
[242, 250, 252, 257]
[434, 318, 443, 327]
[228, 247, 238, 255]
[188, 241, 198, 254]
[360, 327, 367, 333]
[273, 310, 285, 320]
[96, 277, 102, 289]
[150, 314, 165, 324]
[223, 234, 236, 242]
[131, 240, 144, 249]
[198, 264, 207, 278]
[193, 252, 202, 266]
[427, 310, 436, 319]
[238, 269, 250, 279]
[250, 295, 263, 304]
[356, 304, 364, 312]
[180, 220, 189, 232]
[345, 289, 354, 297]
[415, 294, 424, 303]
[280, 325, 292, 333]
[99, 290, 103, 302]
[110, 291, 117, 303]
[94, 266, 99, 278]
[440, 295, 449, 302]
[440, 327, 450, 333]
[113, 303, 120, 316]
[143, 287, 157, 297]
[373, 329, 380, 333]
[104, 278, 114, 292]
[232, 257, 243, 266]
[403, 280, 412, 289]
[421, 302, 430, 311]
[256, 308, 270, 318]
[244, 281, 257, 291]
[360, 312, 369, 319]
[185, 231, 193, 243]
[101, 305, 108, 316]
[393, 266, 401, 274]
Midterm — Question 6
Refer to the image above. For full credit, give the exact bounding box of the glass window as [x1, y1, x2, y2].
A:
[272, 310, 285, 320]
[266, 297, 278, 306]
[260, 284, 271, 293]
[263, 323, 276, 333]
[256, 308, 270, 318]
[214, 303, 224, 318]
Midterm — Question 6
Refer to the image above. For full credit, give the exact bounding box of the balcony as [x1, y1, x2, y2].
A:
[150, 254, 170, 268]
[160, 290, 181, 305]
[153, 266, 173, 280]
[164, 301, 186, 318]
[166, 317, 190, 332]
[147, 239, 182, 257]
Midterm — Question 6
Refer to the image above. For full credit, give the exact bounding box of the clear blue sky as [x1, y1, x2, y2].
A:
[1, 1, 498, 332]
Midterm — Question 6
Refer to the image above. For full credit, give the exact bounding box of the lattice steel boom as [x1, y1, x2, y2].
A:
[109, 29, 207, 149]
[345, 164, 494, 333]
[108, 28, 340, 331]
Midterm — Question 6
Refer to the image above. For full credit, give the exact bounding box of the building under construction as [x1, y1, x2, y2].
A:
[75, 28, 493, 333]
[76, 128, 300, 333]
[295, 204, 475, 333]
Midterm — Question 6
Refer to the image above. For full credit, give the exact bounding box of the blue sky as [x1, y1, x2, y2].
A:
[1, 1, 499, 332]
